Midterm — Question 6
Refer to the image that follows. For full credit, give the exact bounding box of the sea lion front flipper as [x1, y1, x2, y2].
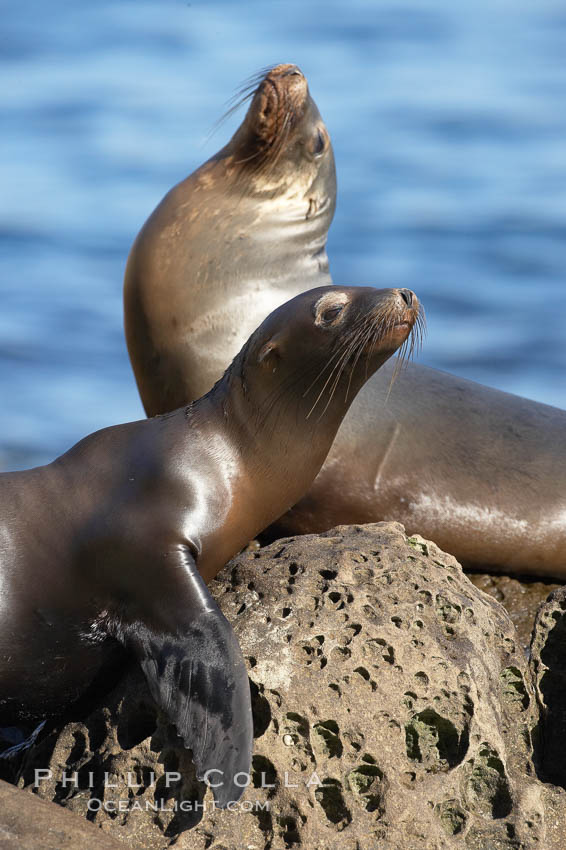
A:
[121, 549, 253, 807]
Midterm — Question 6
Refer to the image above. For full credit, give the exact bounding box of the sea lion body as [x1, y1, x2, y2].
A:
[124, 64, 566, 578]
[272, 363, 566, 577]
[1, 285, 419, 802]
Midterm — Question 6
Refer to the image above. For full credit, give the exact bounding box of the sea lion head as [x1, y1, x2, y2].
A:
[236, 285, 424, 425]
[225, 64, 336, 210]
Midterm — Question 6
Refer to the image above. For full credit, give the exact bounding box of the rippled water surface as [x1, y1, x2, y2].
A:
[1, 0, 565, 469]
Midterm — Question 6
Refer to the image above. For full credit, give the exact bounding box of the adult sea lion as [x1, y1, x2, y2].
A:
[125, 63, 335, 413]
[0, 285, 420, 805]
[124, 64, 566, 578]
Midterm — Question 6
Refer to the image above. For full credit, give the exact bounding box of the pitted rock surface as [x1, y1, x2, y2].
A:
[530, 585, 566, 790]
[469, 573, 560, 654]
[8, 522, 566, 849]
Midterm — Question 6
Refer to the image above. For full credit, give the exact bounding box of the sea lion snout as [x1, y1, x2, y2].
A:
[389, 288, 421, 330]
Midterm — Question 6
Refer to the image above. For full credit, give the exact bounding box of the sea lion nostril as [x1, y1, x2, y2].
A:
[399, 289, 413, 307]
[283, 66, 302, 77]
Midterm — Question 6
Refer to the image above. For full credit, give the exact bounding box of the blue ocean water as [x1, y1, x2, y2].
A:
[1, 0, 565, 470]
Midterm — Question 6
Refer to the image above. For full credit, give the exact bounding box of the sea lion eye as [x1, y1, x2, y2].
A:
[321, 304, 344, 323]
[313, 127, 326, 157]
[314, 292, 348, 325]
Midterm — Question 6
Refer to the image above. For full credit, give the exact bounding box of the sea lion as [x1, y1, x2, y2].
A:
[124, 64, 566, 578]
[269, 368, 566, 577]
[125, 63, 336, 413]
[0, 285, 421, 805]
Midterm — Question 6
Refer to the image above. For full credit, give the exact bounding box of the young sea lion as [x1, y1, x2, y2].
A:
[0, 285, 421, 805]
[124, 64, 566, 578]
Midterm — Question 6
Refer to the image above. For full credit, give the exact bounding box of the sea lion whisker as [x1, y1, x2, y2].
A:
[306, 350, 352, 419]
[311, 357, 350, 421]
[270, 112, 292, 161]
[207, 66, 277, 139]
[364, 320, 387, 380]
[231, 65, 277, 99]
[313, 318, 378, 420]
[260, 372, 308, 426]
[254, 366, 320, 433]
[387, 335, 414, 401]
[361, 317, 384, 381]
[207, 93, 254, 140]
[233, 148, 265, 167]
[343, 321, 377, 404]
[255, 111, 292, 183]
[416, 307, 427, 352]
[362, 320, 384, 381]
[257, 375, 313, 435]
[305, 329, 366, 419]
[400, 306, 425, 366]
[302, 321, 368, 399]
[318, 333, 368, 419]
[301, 318, 370, 400]
[227, 66, 277, 108]
[259, 359, 320, 411]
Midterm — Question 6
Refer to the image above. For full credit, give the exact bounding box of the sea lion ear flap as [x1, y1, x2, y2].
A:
[258, 336, 281, 366]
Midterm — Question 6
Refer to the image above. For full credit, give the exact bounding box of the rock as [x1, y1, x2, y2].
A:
[9, 522, 566, 849]
[529, 585, 566, 788]
[0, 778, 130, 849]
[469, 573, 560, 654]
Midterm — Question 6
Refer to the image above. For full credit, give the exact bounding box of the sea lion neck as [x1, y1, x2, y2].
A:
[184, 356, 330, 485]
[181, 367, 340, 552]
